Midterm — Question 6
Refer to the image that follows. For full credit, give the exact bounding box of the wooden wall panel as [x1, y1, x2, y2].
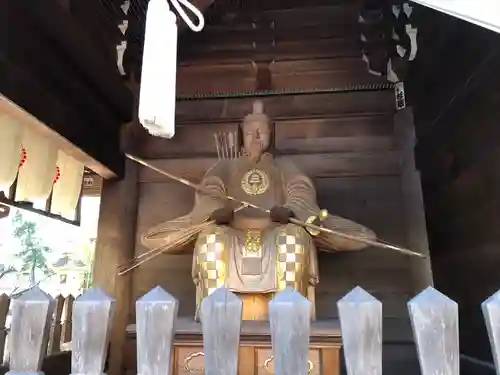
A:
[179, 4, 362, 62]
[135, 114, 395, 159]
[137, 122, 240, 159]
[177, 65, 256, 96]
[176, 58, 387, 96]
[270, 60, 386, 90]
[133, 181, 196, 316]
[274, 115, 395, 153]
[137, 152, 401, 183]
[174, 91, 395, 122]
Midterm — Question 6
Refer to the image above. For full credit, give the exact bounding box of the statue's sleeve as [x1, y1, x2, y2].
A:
[278, 158, 376, 251]
[278, 159, 321, 222]
[141, 161, 228, 251]
[190, 161, 228, 223]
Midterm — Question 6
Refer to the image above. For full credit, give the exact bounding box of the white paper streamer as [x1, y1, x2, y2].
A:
[15, 128, 58, 204]
[51, 150, 84, 220]
[0, 114, 22, 194]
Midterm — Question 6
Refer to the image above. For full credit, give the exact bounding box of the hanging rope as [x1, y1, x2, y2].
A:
[169, 0, 205, 32]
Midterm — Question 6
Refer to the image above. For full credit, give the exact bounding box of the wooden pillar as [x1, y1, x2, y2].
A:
[93, 159, 139, 375]
[394, 107, 433, 292]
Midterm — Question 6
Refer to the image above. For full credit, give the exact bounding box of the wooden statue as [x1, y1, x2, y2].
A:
[141, 101, 376, 319]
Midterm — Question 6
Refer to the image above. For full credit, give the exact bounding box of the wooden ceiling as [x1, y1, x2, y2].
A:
[0, 1, 134, 178]
[123, 0, 420, 92]
[125, 0, 366, 79]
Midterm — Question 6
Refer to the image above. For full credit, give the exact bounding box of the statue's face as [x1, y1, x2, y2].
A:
[242, 121, 270, 156]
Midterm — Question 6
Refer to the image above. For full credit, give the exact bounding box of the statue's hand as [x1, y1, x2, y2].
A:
[210, 206, 234, 225]
[270, 206, 294, 224]
[309, 275, 319, 286]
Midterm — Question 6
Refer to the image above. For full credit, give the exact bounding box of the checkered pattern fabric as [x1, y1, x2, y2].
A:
[276, 227, 308, 294]
[197, 232, 227, 297]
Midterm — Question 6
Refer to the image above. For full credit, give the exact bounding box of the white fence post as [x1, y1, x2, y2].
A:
[71, 287, 115, 375]
[200, 287, 242, 375]
[0, 293, 11, 364]
[136, 286, 178, 375]
[482, 289, 500, 374]
[6, 287, 55, 375]
[269, 287, 311, 375]
[337, 286, 382, 375]
[408, 287, 459, 375]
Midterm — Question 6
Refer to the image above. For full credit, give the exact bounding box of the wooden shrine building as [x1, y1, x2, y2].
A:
[1, 1, 500, 375]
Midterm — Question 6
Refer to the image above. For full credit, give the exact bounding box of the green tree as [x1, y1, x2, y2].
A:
[76, 240, 95, 291]
[11, 211, 53, 286]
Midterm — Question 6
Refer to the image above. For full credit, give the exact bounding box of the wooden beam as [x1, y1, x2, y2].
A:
[69, 0, 123, 64]
[16, 0, 133, 121]
[0, 192, 82, 226]
[275, 115, 394, 154]
[179, 37, 360, 63]
[232, 0, 353, 11]
[93, 160, 139, 375]
[182, 23, 357, 44]
[0, 58, 123, 178]
[231, 4, 359, 27]
[179, 57, 371, 71]
[136, 114, 394, 158]
[137, 151, 401, 183]
[394, 107, 433, 291]
[1, 11, 123, 134]
[174, 91, 395, 123]
[176, 58, 387, 95]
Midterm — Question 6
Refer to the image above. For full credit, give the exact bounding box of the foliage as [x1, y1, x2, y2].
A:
[77, 241, 94, 290]
[11, 211, 54, 286]
[0, 266, 16, 281]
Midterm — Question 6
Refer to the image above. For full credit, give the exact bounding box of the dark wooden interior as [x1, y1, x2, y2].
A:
[407, 10, 500, 366]
[2, 1, 500, 375]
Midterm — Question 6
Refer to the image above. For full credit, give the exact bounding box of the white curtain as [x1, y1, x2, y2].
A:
[51, 150, 84, 220]
[15, 127, 58, 205]
[0, 114, 22, 195]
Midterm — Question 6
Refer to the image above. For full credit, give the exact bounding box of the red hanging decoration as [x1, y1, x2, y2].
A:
[53, 166, 61, 184]
[19, 145, 27, 168]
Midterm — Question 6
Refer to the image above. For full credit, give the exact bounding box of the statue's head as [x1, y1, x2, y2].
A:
[241, 100, 271, 159]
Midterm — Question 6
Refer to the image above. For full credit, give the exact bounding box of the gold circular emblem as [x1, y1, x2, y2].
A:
[241, 169, 269, 195]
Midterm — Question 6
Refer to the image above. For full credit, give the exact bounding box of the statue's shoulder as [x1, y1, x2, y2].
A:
[275, 156, 315, 189]
[274, 155, 306, 175]
[203, 159, 231, 178]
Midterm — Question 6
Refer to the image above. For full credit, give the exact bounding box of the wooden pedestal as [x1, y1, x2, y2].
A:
[238, 293, 272, 321]
[125, 318, 341, 375]
[175, 342, 339, 375]
[236, 287, 317, 321]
